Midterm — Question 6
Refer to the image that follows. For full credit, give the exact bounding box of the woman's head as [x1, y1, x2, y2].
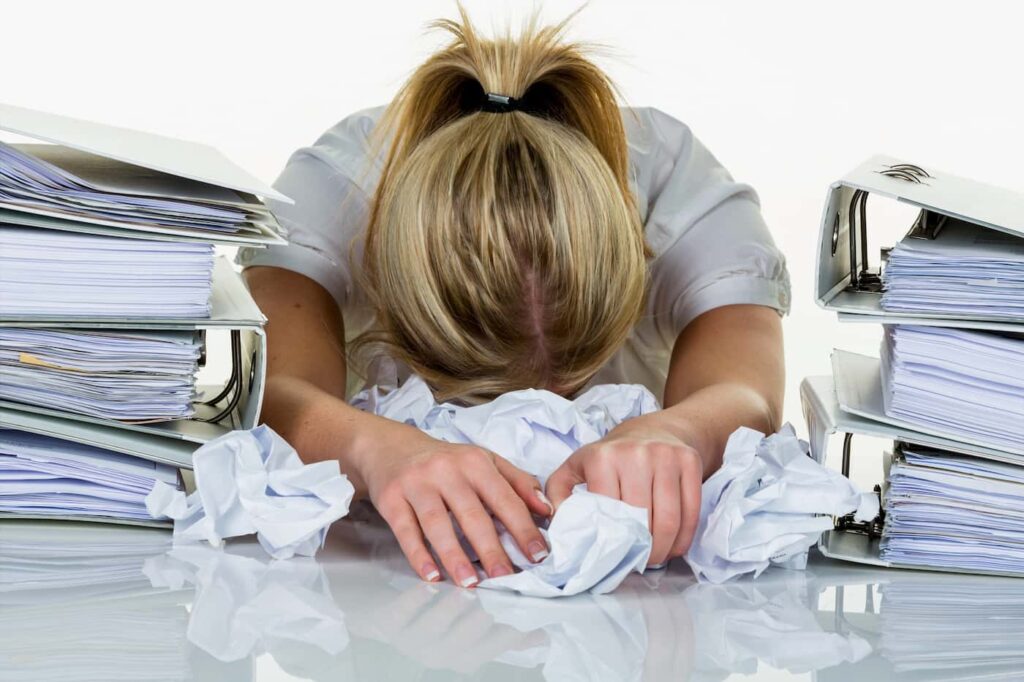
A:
[358, 8, 649, 403]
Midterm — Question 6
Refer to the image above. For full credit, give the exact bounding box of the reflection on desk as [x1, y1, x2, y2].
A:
[2, 505, 1023, 681]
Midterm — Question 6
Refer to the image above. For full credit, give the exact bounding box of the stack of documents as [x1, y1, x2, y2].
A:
[884, 446, 1024, 573]
[0, 226, 214, 318]
[881, 220, 1024, 320]
[880, 324, 1024, 453]
[0, 429, 181, 523]
[0, 328, 200, 422]
[0, 102, 285, 529]
[882, 445, 1024, 573]
[0, 139, 280, 240]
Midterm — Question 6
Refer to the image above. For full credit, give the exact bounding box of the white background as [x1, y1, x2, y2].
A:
[3, 2, 1022, 679]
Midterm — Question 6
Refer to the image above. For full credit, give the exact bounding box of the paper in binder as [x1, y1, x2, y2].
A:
[880, 325, 1024, 454]
[0, 226, 215, 319]
[881, 219, 1024, 320]
[0, 328, 202, 422]
[0, 102, 288, 246]
[0, 428, 182, 526]
[804, 156, 1024, 578]
[814, 155, 1024, 329]
[882, 445, 1024, 573]
[0, 260, 271, 455]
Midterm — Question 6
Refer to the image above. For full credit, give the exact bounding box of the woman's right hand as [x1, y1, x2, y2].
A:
[361, 424, 553, 586]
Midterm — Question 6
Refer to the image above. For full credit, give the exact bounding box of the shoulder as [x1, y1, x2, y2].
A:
[292, 105, 389, 196]
[621, 106, 695, 155]
[620, 107, 715, 229]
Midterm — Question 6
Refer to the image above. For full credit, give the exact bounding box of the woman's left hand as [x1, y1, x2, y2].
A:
[544, 417, 704, 567]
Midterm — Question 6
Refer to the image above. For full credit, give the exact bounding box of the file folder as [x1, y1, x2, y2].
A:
[0, 102, 289, 247]
[0, 258, 267, 465]
[814, 155, 1024, 327]
[800, 375, 1024, 578]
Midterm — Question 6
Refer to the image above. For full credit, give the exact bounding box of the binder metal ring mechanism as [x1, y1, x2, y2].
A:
[0, 102, 289, 471]
[806, 155, 1024, 577]
[815, 153, 1024, 331]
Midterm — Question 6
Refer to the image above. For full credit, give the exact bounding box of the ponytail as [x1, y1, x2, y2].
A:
[356, 7, 649, 402]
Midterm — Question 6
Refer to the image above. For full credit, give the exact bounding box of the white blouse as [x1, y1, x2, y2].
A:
[238, 106, 791, 400]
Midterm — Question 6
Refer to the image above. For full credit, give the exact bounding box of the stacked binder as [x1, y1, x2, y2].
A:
[802, 155, 1024, 577]
[0, 103, 287, 526]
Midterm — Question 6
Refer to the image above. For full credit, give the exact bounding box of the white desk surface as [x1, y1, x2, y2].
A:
[2, 505, 1020, 682]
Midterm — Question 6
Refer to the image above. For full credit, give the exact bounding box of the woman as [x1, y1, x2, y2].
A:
[240, 11, 789, 587]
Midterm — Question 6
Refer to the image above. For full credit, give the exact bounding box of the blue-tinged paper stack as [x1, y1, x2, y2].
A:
[880, 325, 1024, 453]
[0, 102, 287, 525]
[0, 429, 180, 522]
[881, 219, 1024, 320]
[882, 445, 1024, 572]
[804, 156, 1024, 578]
[876, 255, 1024, 573]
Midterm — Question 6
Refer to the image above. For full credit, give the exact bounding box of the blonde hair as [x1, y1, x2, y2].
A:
[355, 7, 649, 403]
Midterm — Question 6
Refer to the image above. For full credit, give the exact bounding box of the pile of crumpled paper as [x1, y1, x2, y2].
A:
[147, 376, 877, 596]
[353, 377, 878, 594]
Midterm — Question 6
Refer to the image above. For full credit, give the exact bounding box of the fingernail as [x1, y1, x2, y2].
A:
[489, 564, 513, 578]
[456, 565, 479, 588]
[535, 489, 554, 516]
[529, 541, 549, 563]
[422, 564, 440, 582]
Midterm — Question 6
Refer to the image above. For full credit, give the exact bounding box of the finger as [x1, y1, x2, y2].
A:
[444, 479, 516, 578]
[544, 461, 585, 511]
[649, 468, 682, 567]
[379, 496, 441, 582]
[583, 455, 621, 500]
[671, 465, 703, 557]
[475, 464, 549, 563]
[494, 456, 553, 517]
[408, 491, 480, 588]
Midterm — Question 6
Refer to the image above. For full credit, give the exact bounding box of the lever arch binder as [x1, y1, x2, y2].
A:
[0, 102, 289, 247]
[0, 257, 267, 468]
[800, 375, 1024, 579]
[814, 155, 1024, 329]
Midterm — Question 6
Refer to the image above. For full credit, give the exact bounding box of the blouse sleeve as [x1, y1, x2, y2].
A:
[236, 107, 385, 308]
[632, 107, 791, 343]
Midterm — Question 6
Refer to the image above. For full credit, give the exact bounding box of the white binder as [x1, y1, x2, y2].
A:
[800, 375, 1024, 579]
[0, 257, 267, 468]
[814, 154, 1024, 329]
[0, 101, 289, 247]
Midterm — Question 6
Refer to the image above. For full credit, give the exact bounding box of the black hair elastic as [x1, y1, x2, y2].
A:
[480, 92, 519, 113]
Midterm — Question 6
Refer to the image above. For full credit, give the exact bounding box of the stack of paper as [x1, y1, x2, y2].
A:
[881, 445, 1024, 573]
[0, 429, 181, 523]
[0, 328, 200, 422]
[881, 220, 1024, 320]
[880, 324, 1024, 453]
[0, 140, 278, 239]
[0, 226, 214, 318]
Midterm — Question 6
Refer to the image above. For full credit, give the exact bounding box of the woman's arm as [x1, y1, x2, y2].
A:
[245, 266, 550, 585]
[545, 304, 784, 566]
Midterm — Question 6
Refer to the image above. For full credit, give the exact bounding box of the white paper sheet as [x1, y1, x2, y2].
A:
[881, 219, 1024, 319]
[0, 225, 214, 318]
[880, 325, 1024, 453]
[882, 445, 1024, 572]
[0, 428, 180, 521]
[484, 486, 652, 597]
[356, 377, 878, 593]
[146, 425, 354, 559]
[685, 425, 879, 584]
[0, 327, 200, 422]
